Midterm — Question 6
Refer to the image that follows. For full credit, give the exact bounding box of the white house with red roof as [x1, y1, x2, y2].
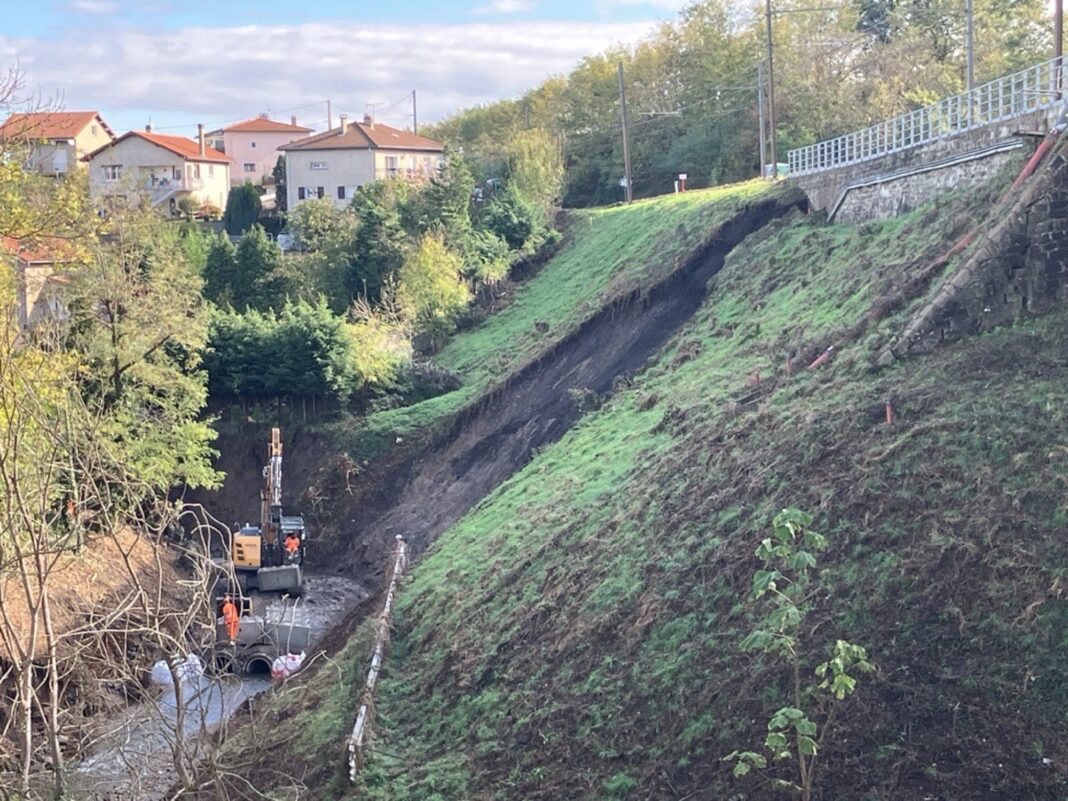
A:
[0, 111, 115, 176]
[83, 125, 232, 215]
[207, 114, 312, 186]
[279, 114, 444, 210]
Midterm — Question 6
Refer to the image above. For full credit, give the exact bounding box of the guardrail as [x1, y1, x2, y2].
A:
[348, 534, 409, 782]
[789, 58, 1066, 177]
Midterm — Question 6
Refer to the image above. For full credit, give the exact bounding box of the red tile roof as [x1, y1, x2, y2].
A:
[83, 130, 232, 164]
[0, 111, 115, 141]
[281, 120, 443, 152]
[3, 236, 80, 265]
[213, 117, 313, 135]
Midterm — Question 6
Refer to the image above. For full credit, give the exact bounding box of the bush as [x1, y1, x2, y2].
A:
[203, 300, 408, 401]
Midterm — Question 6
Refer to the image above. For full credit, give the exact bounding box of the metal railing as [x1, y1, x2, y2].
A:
[788, 58, 1066, 177]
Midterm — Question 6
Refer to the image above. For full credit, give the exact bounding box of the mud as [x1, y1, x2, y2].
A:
[56, 572, 368, 801]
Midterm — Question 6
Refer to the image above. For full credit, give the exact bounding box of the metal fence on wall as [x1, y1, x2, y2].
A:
[788, 59, 1067, 177]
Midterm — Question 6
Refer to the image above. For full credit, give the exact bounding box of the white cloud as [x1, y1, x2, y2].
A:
[593, 0, 687, 15]
[3, 20, 653, 132]
[66, 0, 120, 13]
[472, 0, 537, 15]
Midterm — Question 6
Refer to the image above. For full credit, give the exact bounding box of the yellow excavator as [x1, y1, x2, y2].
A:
[231, 427, 306, 595]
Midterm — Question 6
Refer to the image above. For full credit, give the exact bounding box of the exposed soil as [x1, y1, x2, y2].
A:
[192, 190, 807, 584]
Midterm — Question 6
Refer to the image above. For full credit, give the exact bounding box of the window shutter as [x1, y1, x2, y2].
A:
[317, 186, 324, 199]
[298, 187, 306, 200]
[337, 186, 345, 200]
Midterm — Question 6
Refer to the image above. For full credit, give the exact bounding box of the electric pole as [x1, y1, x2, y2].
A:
[618, 61, 634, 203]
[965, 0, 975, 93]
[757, 62, 767, 179]
[327, 98, 333, 130]
[412, 90, 418, 135]
[764, 0, 778, 179]
[1056, 0, 1064, 94]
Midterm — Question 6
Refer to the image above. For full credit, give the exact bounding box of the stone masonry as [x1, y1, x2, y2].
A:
[794, 106, 1058, 223]
[884, 137, 1068, 359]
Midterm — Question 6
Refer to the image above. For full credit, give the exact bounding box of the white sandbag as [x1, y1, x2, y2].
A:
[270, 651, 306, 681]
[149, 659, 172, 686]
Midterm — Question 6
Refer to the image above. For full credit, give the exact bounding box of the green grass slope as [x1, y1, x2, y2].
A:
[234, 170, 1068, 801]
[350, 174, 1068, 801]
[330, 180, 778, 460]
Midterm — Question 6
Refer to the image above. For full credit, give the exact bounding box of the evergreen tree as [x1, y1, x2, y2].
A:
[223, 182, 263, 235]
[232, 224, 282, 311]
[202, 233, 238, 306]
[272, 155, 288, 214]
[348, 182, 409, 302]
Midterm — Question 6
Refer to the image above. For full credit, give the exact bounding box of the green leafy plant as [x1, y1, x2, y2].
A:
[724, 508, 873, 801]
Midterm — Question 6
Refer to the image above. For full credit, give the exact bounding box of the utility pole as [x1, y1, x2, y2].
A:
[618, 61, 634, 203]
[327, 98, 333, 130]
[757, 62, 767, 179]
[1056, 0, 1064, 94]
[764, 0, 778, 179]
[965, 0, 975, 93]
[412, 90, 418, 135]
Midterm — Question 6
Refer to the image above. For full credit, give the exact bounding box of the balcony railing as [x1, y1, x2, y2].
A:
[788, 58, 1067, 177]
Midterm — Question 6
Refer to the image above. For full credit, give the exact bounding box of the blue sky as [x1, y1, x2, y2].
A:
[2, 0, 685, 137]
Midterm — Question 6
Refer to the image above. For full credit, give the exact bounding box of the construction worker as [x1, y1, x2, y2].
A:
[221, 594, 239, 644]
[284, 531, 301, 562]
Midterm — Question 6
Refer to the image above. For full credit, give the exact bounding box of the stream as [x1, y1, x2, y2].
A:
[59, 575, 368, 801]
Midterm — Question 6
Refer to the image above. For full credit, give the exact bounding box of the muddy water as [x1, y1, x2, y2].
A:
[61, 574, 368, 801]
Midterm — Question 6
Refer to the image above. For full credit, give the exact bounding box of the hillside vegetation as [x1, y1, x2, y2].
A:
[230, 166, 1068, 801]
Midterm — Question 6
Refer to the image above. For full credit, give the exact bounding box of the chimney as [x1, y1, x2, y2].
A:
[197, 123, 205, 156]
[145, 122, 153, 133]
[258, 112, 269, 119]
[291, 115, 298, 127]
[363, 112, 374, 129]
[339, 114, 349, 135]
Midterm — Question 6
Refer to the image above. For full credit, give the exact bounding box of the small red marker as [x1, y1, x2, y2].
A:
[808, 346, 835, 369]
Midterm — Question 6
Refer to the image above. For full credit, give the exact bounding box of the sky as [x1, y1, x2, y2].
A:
[0, 0, 687, 138]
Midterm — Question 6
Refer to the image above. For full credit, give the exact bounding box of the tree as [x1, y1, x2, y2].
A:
[504, 129, 564, 220]
[201, 232, 237, 305]
[481, 188, 536, 250]
[64, 206, 219, 498]
[222, 182, 262, 236]
[273, 155, 288, 214]
[724, 509, 873, 801]
[286, 196, 356, 252]
[232, 224, 282, 311]
[348, 181, 410, 302]
[415, 148, 475, 244]
[396, 233, 472, 350]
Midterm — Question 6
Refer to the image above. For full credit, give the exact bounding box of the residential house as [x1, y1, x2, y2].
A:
[83, 125, 231, 215]
[4, 237, 76, 330]
[280, 115, 444, 211]
[0, 111, 115, 176]
[207, 115, 312, 186]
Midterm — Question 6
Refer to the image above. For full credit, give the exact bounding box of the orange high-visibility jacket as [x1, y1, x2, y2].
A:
[222, 601, 239, 640]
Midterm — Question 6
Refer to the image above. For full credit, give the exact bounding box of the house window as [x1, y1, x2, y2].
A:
[337, 186, 346, 200]
[91, 124, 98, 136]
[310, 161, 328, 170]
[385, 155, 397, 175]
[208, 164, 214, 177]
[316, 186, 324, 199]
[298, 187, 306, 200]
[172, 167, 181, 180]
[244, 163, 256, 172]
[102, 164, 122, 181]
[250, 141, 256, 148]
